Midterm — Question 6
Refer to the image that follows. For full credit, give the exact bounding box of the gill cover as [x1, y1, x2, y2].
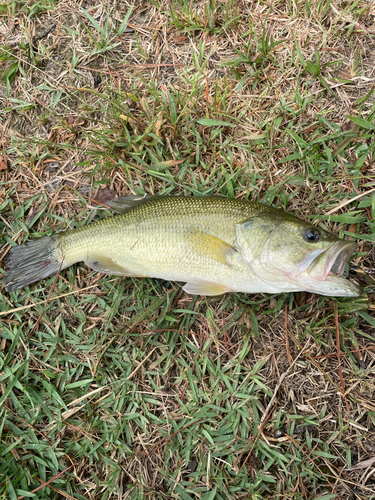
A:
[235, 214, 278, 263]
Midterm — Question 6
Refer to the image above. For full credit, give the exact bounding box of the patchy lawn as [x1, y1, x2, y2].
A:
[1, 0, 375, 498]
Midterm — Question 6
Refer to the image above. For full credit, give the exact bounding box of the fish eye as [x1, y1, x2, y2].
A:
[304, 228, 320, 242]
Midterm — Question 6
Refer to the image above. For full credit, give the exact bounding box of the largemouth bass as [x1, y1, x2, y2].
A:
[2, 196, 361, 297]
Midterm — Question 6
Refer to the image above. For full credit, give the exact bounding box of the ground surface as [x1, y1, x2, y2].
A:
[1, 0, 375, 499]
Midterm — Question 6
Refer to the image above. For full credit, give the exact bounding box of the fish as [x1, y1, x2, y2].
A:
[2, 195, 362, 297]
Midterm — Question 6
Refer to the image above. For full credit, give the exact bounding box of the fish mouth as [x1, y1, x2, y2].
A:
[305, 240, 362, 297]
[308, 241, 357, 281]
[326, 242, 357, 279]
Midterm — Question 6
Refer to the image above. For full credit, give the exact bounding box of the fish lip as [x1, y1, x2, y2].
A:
[309, 240, 357, 281]
[305, 240, 362, 296]
[325, 241, 357, 279]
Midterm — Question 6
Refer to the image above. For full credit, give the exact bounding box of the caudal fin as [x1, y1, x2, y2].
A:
[3, 235, 62, 291]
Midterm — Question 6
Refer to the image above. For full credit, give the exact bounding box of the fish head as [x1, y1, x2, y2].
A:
[235, 212, 361, 297]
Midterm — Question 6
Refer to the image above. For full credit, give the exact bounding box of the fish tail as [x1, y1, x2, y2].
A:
[3, 234, 63, 291]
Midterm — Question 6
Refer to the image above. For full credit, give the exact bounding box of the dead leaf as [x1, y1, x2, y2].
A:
[154, 114, 163, 138]
[92, 188, 117, 205]
[351, 456, 375, 470]
[0, 155, 7, 171]
[342, 120, 357, 132]
[173, 35, 187, 44]
[336, 70, 353, 81]
[119, 115, 138, 129]
[66, 116, 85, 127]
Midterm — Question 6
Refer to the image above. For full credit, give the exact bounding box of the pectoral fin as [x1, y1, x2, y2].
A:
[183, 279, 230, 296]
[85, 253, 139, 276]
[184, 229, 236, 266]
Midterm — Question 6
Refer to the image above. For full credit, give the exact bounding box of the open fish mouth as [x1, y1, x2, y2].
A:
[308, 241, 357, 281]
[326, 242, 357, 278]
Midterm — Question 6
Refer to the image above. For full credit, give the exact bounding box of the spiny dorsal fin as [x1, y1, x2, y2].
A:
[107, 195, 159, 214]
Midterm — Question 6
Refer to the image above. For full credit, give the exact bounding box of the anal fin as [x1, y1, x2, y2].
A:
[183, 279, 230, 296]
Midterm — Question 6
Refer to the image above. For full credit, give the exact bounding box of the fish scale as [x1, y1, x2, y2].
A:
[60, 196, 276, 267]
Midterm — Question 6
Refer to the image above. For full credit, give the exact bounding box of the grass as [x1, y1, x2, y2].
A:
[0, 0, 375, 498]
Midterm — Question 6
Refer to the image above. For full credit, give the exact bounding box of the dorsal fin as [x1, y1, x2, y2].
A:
[107, 195, 160, 214]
